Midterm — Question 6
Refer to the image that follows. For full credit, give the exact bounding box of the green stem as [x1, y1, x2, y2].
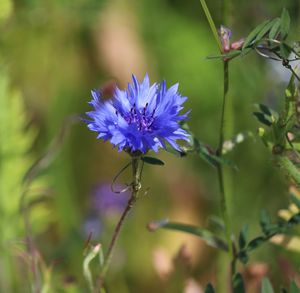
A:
[277, 155, 300, 185]
[198, 0, 223, 52]
[99, 157, 142, 288]
[217, 61, 234, 283]
[198, 0, 235, 286]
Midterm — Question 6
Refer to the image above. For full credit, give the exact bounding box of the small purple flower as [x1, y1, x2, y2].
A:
[92, 183, 130, 215]
[219, 25, 244, 54]
[84, 74, 190, 153]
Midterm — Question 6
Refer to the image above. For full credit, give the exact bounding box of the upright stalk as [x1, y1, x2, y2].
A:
[198, 0, 235, 289]
[217, 61, 234, 260]
[99, 156, 142, 288]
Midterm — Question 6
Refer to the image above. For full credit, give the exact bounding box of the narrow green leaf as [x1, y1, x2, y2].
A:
[148, 220, 228, 251]
[237, 251, 249, 264]
[280, 8, 290, 39]
[269, 18, 281, 39]
[240, 47, 252, 57]
[243, 20, 271, 49]
[255, 19, 278, 43]
[141, 156, 165, 166]
[253, 112, 272, 126]
[205, 283, 215, 293]
[239, 224, 248, 250]
[247, 236, 265, 251]
[207, 50, 242, 60]
[233, 273, 245, 293]
[259, 210, 280, 236]
[258, 104, 272, 116]
[260, 209, 271, 234]
[261, 277, 274, 293]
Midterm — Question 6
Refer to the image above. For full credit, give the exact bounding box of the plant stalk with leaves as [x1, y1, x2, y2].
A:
[98, 155, 142, 288]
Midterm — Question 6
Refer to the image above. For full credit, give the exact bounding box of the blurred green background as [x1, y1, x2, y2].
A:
[1, 0, 300, 292]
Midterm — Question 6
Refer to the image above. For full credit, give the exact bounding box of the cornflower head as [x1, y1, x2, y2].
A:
[84, 74, 190, 154]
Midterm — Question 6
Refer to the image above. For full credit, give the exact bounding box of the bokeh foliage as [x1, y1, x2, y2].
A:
[1, 0, 300, 291]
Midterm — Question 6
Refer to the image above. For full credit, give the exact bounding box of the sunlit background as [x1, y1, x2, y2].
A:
[1, 0, 300, 292]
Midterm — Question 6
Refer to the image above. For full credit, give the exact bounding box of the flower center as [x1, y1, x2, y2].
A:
[117, 103, 156, 132]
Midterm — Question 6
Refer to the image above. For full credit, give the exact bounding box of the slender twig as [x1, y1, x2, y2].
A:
[98, 156, 142, 289]
[217, 61, 234, 274]
[20, 188, 41, 293]
[198, 0, 223, 52]
[199, 0, 235, 279]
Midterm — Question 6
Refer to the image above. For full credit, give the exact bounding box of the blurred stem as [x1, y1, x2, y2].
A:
[99, 156, 142, 288]
[20, 187, 41, 293]
[217, 60, 234, 280]
[198, 0, 235, 288]
[198, 0, 222, 52]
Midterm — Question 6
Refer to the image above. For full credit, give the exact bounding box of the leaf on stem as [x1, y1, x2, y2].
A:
[207, 50, 242, 60]
[242, 20, 271, 49]
[204, 283, 215, 293]
[147, 219, 228, 252]
[233, 273, 245, 293]
[280, 8, 290, 39]
[238, 224, 248, 250]
[269, 18, 281, 40]
[253, 112, 273, 126]
[141, 156, 165, 166]
[260, 209, 271, 235]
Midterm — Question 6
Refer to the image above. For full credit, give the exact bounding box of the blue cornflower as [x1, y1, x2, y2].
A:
[84, 74, 190, 154]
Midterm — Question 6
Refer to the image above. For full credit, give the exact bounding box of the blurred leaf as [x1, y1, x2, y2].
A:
[247, 236, 265, 251]
[237, 251, 249, 264]
[255, 19, 278, 44]
[260, 210, 271, 234]
[233, 273, 245, 293]
[257, 104, 272, 116]
[207, 50, 242, 60]
[253, 112, 272, 126]
[141, 156, 165, 166]
[280, 8, 290, 39]
[269, 18, 281, 40]
[239, 224, 248, 250]
[261, 278, 274, 293]
[208, 215, 225, 232]
[205, 283, 215, 293]
[240, 47, 252, 57]
[243, 20, 271, 49]
[148, 220, 228, 251]
[289, 280, 300, 293]
[83, 244, 102, 293]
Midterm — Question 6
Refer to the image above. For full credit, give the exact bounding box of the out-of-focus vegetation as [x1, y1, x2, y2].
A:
[1, 0, 300, 292]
